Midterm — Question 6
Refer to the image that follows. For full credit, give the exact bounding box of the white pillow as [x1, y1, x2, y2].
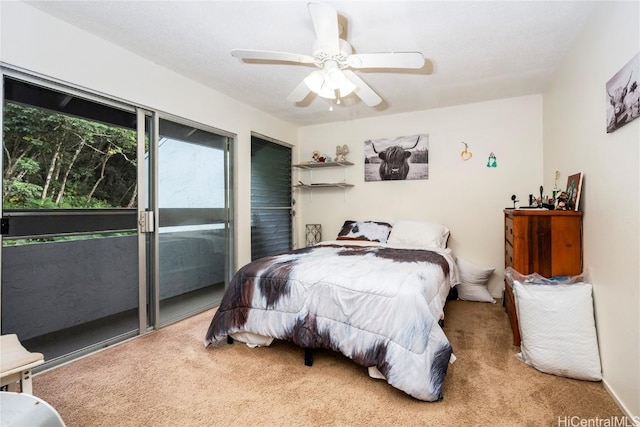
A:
[387, 220, 450, 249]
[513, 281, 602, 381]
[455, 258, 495, 303]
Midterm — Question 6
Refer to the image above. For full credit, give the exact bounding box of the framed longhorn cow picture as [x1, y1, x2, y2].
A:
[364, 134, 429, 182]
[606, 52, 640, 133]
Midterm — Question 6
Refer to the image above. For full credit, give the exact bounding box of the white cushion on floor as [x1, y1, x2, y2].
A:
[455, 257, 495, 303]
[513, 281, 602, 381]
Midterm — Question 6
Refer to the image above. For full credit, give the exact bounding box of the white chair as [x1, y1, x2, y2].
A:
[0, 334, 44, 394]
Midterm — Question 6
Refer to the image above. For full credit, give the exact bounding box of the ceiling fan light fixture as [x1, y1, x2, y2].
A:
[338, 80, 356, 97]
[304, 70, 336, 99]
[304, 67, 356, 101]
[304, 70, 324, 92]
[327, 69, 356, 98]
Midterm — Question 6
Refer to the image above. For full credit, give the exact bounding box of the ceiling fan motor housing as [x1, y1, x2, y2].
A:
[312, 39, 353, 68]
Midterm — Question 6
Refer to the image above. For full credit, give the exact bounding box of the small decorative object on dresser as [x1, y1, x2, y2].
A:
[503, 209, 583, 346]
[555, 191, 570, 210]
[566, 172, 583, 211]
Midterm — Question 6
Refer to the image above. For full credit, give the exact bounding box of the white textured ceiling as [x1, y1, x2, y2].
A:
[25, 1, 596, 127]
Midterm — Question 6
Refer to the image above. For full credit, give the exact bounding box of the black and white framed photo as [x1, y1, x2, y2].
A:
[606, 52, 640, 133]
[364, 134, 429, 182]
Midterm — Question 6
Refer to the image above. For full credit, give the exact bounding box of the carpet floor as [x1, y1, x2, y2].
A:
[33, 300, 624, 426]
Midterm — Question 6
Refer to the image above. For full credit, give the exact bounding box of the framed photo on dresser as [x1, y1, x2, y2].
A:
[566, 173, 583, 211]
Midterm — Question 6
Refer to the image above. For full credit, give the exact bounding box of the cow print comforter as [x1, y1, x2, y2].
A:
[204, 242, 457, 401]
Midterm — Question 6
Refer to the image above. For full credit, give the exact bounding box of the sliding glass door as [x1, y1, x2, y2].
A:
[156, 118, 232, 325]
[1, 72, 235, 367]
[1, 76, 142, 363]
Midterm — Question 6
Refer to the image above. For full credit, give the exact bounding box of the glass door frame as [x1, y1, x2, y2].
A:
[138, 109, 156, 332]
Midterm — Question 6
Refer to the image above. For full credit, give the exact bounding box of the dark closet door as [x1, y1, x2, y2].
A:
[250, 135, 292, 260]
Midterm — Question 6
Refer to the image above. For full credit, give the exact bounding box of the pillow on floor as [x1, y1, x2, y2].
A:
[455, 257, 495, 303]
[513, 281, 602, 381]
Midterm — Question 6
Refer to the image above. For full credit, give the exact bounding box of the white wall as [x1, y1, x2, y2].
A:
[543, 1, 639, 419]
[297, 95, 543, 297]
[0, 1, 299, 268]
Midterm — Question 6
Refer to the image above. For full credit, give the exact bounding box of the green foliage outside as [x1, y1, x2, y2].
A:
[3, 102, 138, 210]
[2, 103, 139, 246]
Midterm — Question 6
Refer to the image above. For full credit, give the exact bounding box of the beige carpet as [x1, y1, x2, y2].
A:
[33, 300, 624, 427]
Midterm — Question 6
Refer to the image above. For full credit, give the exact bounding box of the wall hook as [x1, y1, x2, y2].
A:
[460, 142, 472, 160]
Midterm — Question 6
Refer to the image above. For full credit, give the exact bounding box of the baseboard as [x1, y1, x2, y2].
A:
[602, 378, 640, 426]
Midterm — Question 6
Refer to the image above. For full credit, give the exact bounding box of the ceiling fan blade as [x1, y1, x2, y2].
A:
[343, 70, 382, 107]
[231, 49, 315, 64]
[347, 52, 425, 69]
[308, 2, 340, 55]
[287, 79, 312, 103]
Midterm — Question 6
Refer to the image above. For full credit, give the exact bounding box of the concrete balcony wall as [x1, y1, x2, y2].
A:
[159, 230, 226, 299]
[2, 232, 225, 340]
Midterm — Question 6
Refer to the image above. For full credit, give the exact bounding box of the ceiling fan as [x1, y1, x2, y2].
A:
[230, 2, 425, 107]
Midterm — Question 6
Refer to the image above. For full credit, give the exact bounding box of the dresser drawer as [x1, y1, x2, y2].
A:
[505, 215, 514, 245]
[505, 241, 514, 267]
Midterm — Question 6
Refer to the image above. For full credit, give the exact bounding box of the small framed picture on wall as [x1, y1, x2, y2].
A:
[606, 52, 640, 133]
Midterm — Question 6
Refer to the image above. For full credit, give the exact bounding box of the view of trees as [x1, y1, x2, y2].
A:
[3, 103, 138, 209]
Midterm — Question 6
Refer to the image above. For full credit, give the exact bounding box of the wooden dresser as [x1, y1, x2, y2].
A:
[503, 209, 582, 346]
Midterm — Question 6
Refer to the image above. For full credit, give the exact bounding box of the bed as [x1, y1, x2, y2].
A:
[204, 220, 459, 401]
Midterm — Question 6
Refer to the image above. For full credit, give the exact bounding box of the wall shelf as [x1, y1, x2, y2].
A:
[293, 161, 354, 189]
[293, 161, 354, 199]
[294, 182, 355, 189]
[293, 161, 354, 170]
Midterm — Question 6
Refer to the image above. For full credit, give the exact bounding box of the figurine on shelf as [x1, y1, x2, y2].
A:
[335, 144, 349, 162]
[311, 150, 320, 163]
